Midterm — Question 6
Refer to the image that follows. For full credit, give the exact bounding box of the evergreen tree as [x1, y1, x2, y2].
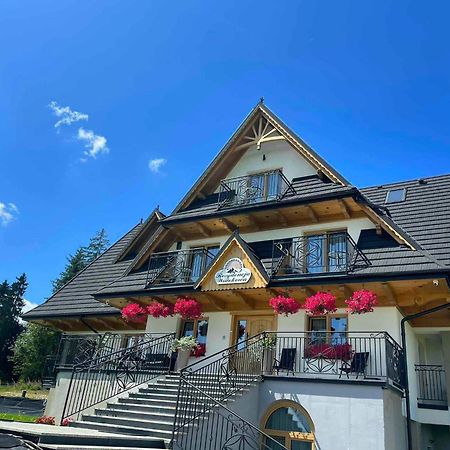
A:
[84, 228, 109, 263]
[0, 274, 27, 381]
[51, 247, 87, 293]
[12, 323, 60, 381]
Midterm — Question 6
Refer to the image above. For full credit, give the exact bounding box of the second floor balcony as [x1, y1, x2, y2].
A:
[217, 169, 296, 210]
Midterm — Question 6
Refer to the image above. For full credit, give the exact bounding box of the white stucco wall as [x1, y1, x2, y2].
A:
[220, 140, 317, 187]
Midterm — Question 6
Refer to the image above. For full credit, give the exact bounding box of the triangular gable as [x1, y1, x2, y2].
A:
[171, 102, 350, 215]
[195, 231, 269, 291]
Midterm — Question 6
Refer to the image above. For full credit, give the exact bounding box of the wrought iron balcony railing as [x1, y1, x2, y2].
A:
[217, 169, 296, 210]
[146, 248, 216, 287]
[270, 232, 369, 277]
[415, 364, 448, 408]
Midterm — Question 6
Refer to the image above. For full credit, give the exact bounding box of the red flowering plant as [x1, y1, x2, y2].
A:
[303, 292, 337, 315]
[174, 297, 202, 320]
[269, 295, 301, 316]
[192, 343, 206, 357]
[121, 303, 148, 323]
[35, 416, 55, 425]
[304, 343, 352, 361]
[346, 289, 378, 314]
[147, 301, 174, 318]
[61, 417, 73, 426]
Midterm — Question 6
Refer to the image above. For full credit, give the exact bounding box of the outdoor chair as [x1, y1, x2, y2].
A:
[339, 352, 369, 379]
[273, 348, 297, 375]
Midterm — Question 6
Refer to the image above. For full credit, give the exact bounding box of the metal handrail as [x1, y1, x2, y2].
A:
[415, 364, 447, 404]
[61, 332, 175, 422]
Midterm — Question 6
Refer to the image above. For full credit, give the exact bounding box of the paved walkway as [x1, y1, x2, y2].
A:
[0, 398, 45, 417]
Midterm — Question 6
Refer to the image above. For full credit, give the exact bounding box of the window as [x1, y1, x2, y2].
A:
[308, 315, 348, 345]
[245, 170, 282, 204]
[180, 318, 209, 356]
[304, 232, 347, 273]
[262, 401, 315, 449]
[385, 188, 406, 204]
[190, 245, 220, 282]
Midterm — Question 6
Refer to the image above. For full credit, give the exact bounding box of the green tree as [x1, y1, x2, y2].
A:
[51, 229, 109, 293]
[84, 228, 109, 263]
[0, 274, 27, 380]
[11, 323, 60, 381]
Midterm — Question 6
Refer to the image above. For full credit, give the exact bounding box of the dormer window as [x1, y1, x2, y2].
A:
[385, 188, 406, 204]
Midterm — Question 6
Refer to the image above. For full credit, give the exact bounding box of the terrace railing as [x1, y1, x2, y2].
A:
[217, 169, 295, 210]
[270, 232, 370, 276]
[62, 332, 175, 422]
[146, 248, 215, 287]
[415, 364, 448, 408]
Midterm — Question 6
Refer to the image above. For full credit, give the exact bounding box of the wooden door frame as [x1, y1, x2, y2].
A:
[230, 311, 277, 346]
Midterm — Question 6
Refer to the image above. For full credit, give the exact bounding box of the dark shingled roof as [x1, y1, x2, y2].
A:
[23, 223, 143, 320]
[361, 174, 450, 268]
[160, 175, 356, 223]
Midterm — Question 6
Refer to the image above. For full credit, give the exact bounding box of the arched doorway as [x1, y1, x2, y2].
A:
[261, 400, 315, 449]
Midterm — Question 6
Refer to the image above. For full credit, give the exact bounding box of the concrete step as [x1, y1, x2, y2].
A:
[117, 396, 177, 407]
[88, 411, 175, 431]
[70, 420, 172, 440]
[106, 401, 177, 415]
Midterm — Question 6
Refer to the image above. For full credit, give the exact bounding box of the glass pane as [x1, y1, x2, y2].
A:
[266, 407, 311, 433]
[236, 320, 248, 350]
[196, 319, 208, 356]
[265, 435, 286, 450]
[248, 174, 265, 203]
[206, 245, 220, 266]
[181, 321, 195, 337]
[328, 233, 347, 271]
[306, 235, 324, 273]
[330, 317, 347, 345]
[309, 317, 327, 344]
[190, 250, 204, 282]
[292, 441, 313, 450]
[267, 172, 281, 200]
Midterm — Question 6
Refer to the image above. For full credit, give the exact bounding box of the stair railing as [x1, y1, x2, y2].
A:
[61, 332, 175, 422]
[172, 332, 286, 449]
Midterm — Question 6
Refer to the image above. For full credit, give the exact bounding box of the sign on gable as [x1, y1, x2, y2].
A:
[214, 258, 252, 285]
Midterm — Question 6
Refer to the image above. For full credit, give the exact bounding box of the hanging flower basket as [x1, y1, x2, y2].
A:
[303, 292, 337, 315]
[346, 289, 378, 314]
[146, 301, 174, 318]
[121, 303, 148, 323]
[269, 295, 301, 316]
[174, 297, 202, 319]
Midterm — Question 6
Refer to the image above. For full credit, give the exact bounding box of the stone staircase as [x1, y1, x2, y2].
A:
[39, 372, 255, 450]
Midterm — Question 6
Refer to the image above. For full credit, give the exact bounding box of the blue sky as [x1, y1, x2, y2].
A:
[1, 0, 450, 308]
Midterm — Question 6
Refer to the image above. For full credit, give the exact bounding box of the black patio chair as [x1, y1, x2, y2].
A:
[339, 352, 369, 379]
[273, 348, 297, 376]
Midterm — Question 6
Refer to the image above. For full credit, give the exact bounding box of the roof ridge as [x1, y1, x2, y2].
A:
[361, 172, 450, 190]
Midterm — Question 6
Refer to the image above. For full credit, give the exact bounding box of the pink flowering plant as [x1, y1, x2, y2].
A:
[35, 416, 55, 425]
[269, 295, 301, 316]
[121, 303, 148, 323]
[174, 297, 202, 319]
[147, 301, 174, 318]
[303, 292, 337, 315]
[61, 417, 73, 426]
[346, 289, 378, 314]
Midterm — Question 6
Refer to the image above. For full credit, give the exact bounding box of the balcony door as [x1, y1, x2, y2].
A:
[304, 232, 347, 273]
[246, 171, 282, 204]
[233, 314, 276, 349]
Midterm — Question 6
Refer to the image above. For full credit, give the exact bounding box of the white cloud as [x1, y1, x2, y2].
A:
[0, 202, 19, 226]
[77, 127, 109, 159]
[48, 101, 88, 128]
[149, 158, 167, 173]
[22, 299, 39, 314]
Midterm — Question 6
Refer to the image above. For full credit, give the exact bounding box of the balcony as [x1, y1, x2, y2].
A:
[269, 232, 368, 277]
[146, 248, 215, 287]
[415, 364, 448, 410]
[217, 169, 295, 210]
[261, 331, 405, 389]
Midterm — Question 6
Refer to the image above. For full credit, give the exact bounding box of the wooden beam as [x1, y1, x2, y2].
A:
[232, 290, 255, 309]
[268, 288, 280, 298]
[339, 284, 352, 300]
[197, 191, 206, 200]
[220, 218, 237, 233]
[338, 200, 352, 219]
[274, 210, 289, 227]
[244, 214, 261, 231]
[195, 222, 211, 237]
[202, 294, 226, 311]
[300, 287, 315, 297]
[305, 205, 318, 223]
[381, 282, 397, 305]
[170, 228, 186, 241]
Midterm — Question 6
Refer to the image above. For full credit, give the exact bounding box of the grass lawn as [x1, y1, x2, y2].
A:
[0, 384, 48, 401]
[0, 412, 37, 423]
